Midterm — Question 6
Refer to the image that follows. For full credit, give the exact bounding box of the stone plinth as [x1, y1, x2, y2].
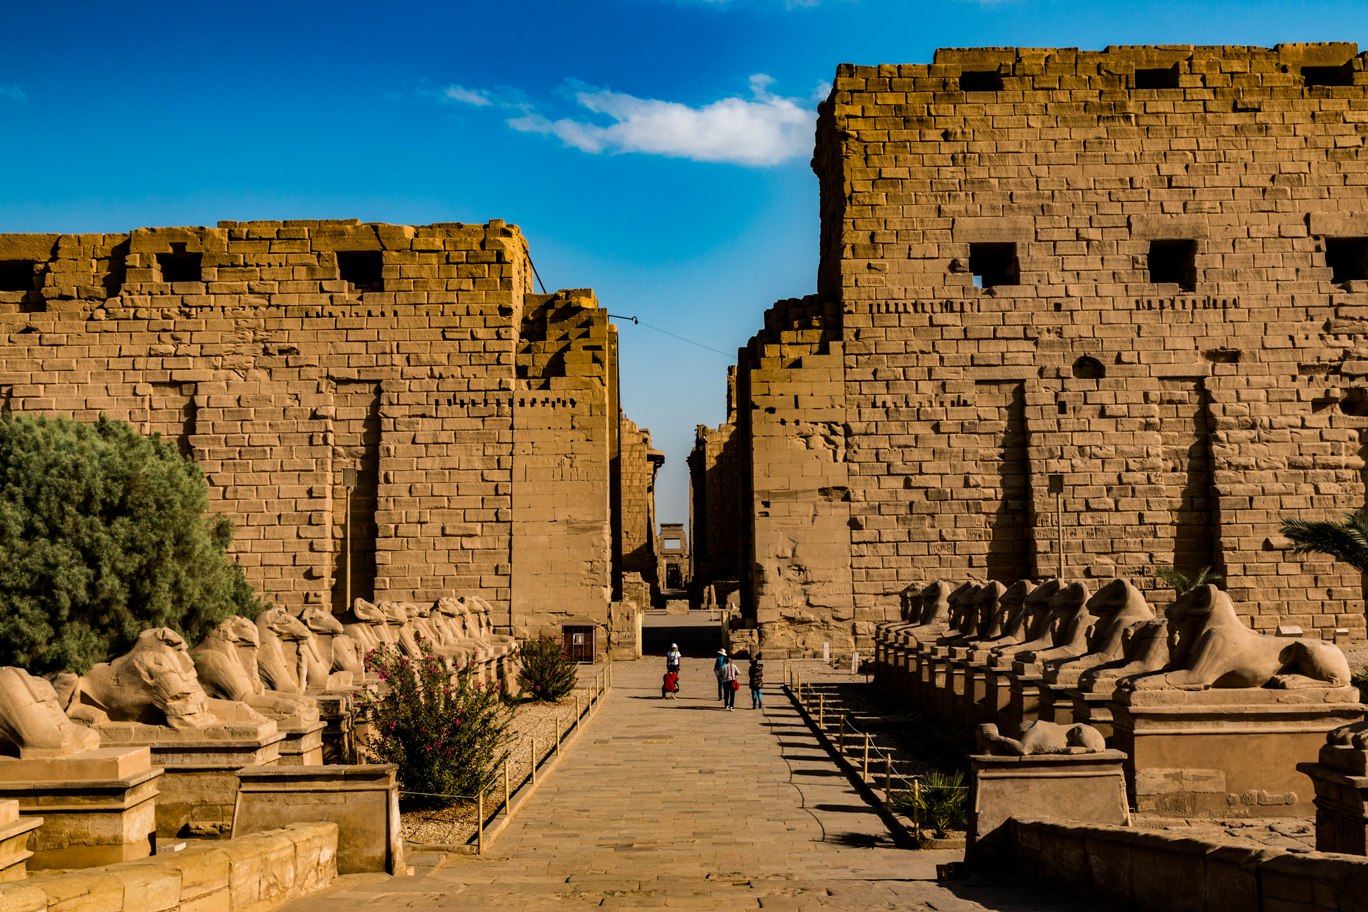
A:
[1006, 666, 1043, 733]
[967, 749, 1129, 867]
[277, 721, 327, 766]
[1111, 687, 1363, 818]
[0, 800, 41, 882]
[1070, 690, 1116, 741]
[0, 748, 160, 869]
[233, 764, 403, 874]
[95, 720, 283, 838]
[1036, 686, 1076, 726]
[315, 693, 357, 765]
[1298, 740, 1368, 855]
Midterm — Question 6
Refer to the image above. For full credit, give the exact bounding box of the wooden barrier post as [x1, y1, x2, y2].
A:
[575, 692, 581, 719]
[504, 762, 511, 816]
[862, 734, 870, 779]
[555, 716, 561, 755]
[818, 693, 825, 729]
[531, 739, 537, 784]
[838, 716, 846, 751]
[477, 788, 485, 855]
[884, 754, 892, 796]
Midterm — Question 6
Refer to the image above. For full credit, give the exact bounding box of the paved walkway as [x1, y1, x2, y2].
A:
[281, 658, 1113, 911]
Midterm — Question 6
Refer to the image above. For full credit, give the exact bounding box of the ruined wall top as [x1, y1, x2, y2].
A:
[0, 220, 533, 315]
[830, 43, 1362, 88]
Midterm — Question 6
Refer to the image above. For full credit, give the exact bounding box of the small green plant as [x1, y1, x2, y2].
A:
[889, 770, 969, 838]
[358, 638, 512, 808]
[517, 635, 577, 701]
[1353, 668, 1368, 704]
[1152, 564, 1223, 595]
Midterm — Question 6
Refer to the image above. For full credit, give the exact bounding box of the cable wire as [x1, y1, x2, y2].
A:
[607, 313, 734, 358]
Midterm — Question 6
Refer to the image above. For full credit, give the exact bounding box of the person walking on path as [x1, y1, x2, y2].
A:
[666, 643, 681, 678]
[719, 655, 741, 711]
[714, 649, 729, 701]
[748, 653, 764, 710]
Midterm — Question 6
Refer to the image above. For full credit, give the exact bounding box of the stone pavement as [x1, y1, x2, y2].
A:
[280, 658, 1116, 911]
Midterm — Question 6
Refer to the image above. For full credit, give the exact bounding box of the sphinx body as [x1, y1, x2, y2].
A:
[976, 720, 1108, 756]
[0, 666, 100, 757]
[1126, 585, 1352, 691]
[191, 617, 319, 724]
[1044, 578, 1155, 686]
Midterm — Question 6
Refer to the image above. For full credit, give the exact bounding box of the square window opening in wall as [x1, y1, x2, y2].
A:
[968, 243, 1019, 289]
[959, 70, 1003, 92]
[1134, 65, 1180, 89]
[0, 260, 36, 293]
[337, 250, 384, 293]
[1148, 240, 1197, 292]
[1325, 237, 1368, 285]
[1303, 63, 1353, 87]
[157, 245, 202, 283]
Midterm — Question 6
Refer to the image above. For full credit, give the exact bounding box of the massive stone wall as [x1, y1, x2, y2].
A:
[0, 220, 644, 643]
[698, 43, 1368, 653]
[617, 414, 664, 598]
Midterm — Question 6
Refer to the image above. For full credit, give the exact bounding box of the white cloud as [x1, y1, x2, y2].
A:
[0, 86, 27, 103]
[442, 85, 494, 107]
[505, 75, 813, 167]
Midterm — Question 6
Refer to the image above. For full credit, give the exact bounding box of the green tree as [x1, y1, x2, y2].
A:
[517, 635, 577, 702]
[0, 414, 262, 673]
[1280, 509, 1368, 575]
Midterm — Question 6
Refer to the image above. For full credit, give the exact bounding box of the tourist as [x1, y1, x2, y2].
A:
[719, 654, 740, 711]
[661, 670, 679, 699]
[748, 653, 764, 710]
[714, 649, 729, 700]
[666, 642, 681, 679]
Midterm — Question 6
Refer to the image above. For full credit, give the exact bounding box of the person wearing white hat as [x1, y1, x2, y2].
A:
[665, 643, 681, 679]
[714, 649, 728, 701]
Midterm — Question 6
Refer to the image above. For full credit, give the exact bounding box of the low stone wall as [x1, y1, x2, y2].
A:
[1004, 818, 1368, 912]
[0, 822, 337, 912]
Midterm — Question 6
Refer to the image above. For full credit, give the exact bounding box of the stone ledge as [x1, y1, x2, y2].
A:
[0, 822, 338, 912]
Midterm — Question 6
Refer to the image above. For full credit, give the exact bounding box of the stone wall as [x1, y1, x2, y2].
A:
[689, 368, 743, 594]
[617, 415, 663, 600]
[0, 823, 337, 912]
[709, 44, 1368, 652]
[0, 221, 649, 640]
[1004, 818, 1368, 912]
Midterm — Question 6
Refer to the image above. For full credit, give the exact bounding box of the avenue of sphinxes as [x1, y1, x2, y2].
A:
[693, 42, 1368, 655]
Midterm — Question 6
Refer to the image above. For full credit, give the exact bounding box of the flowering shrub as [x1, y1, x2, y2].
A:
[357, 638, 512, 808]
[517, 635, 578, 702]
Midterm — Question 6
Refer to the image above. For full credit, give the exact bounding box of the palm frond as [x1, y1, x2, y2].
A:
[1280, 511, 1368, 575]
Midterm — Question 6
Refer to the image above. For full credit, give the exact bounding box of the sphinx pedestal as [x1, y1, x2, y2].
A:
[1297, 739, 1368, 855]
[967, 749, 1129, 867]
[234, 764, 403, 874]
[0, 800, 41, 882]
[1006, 667, 1043, 734]
[1070, 690, 1117, 741]
[278, 720, 327, 766]
[315, 694, 357, 765]
[1110, 686, 1363, 818]
[96, 721, 283, 838]
[0, 747, 160, 869]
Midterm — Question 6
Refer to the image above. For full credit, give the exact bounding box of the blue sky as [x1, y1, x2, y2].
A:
[5, 0, 1368, 527]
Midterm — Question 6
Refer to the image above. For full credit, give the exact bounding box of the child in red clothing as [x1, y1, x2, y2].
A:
[661, 671, 679, 699]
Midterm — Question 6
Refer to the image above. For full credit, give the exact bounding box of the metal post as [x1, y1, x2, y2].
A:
[342, 466, 356, 612]
[477, 789, 485, 855]
[1049, 472, 1064, 579]
[913, 778, 922, 834]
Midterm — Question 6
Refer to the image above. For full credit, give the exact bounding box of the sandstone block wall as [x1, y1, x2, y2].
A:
[618, 415, 664, 600]
[0, 221, 647, 642]
[702, 44, 1368, 652]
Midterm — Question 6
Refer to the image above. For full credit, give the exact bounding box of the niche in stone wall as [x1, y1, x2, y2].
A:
[977, 380, 1036, 582]
[337, 251, 383, 294]
[1072, 356, 1105, 380]
[156, 244, 202, 283]
[1158, 378, 1222, 580]
[331, 381, 382, 613]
